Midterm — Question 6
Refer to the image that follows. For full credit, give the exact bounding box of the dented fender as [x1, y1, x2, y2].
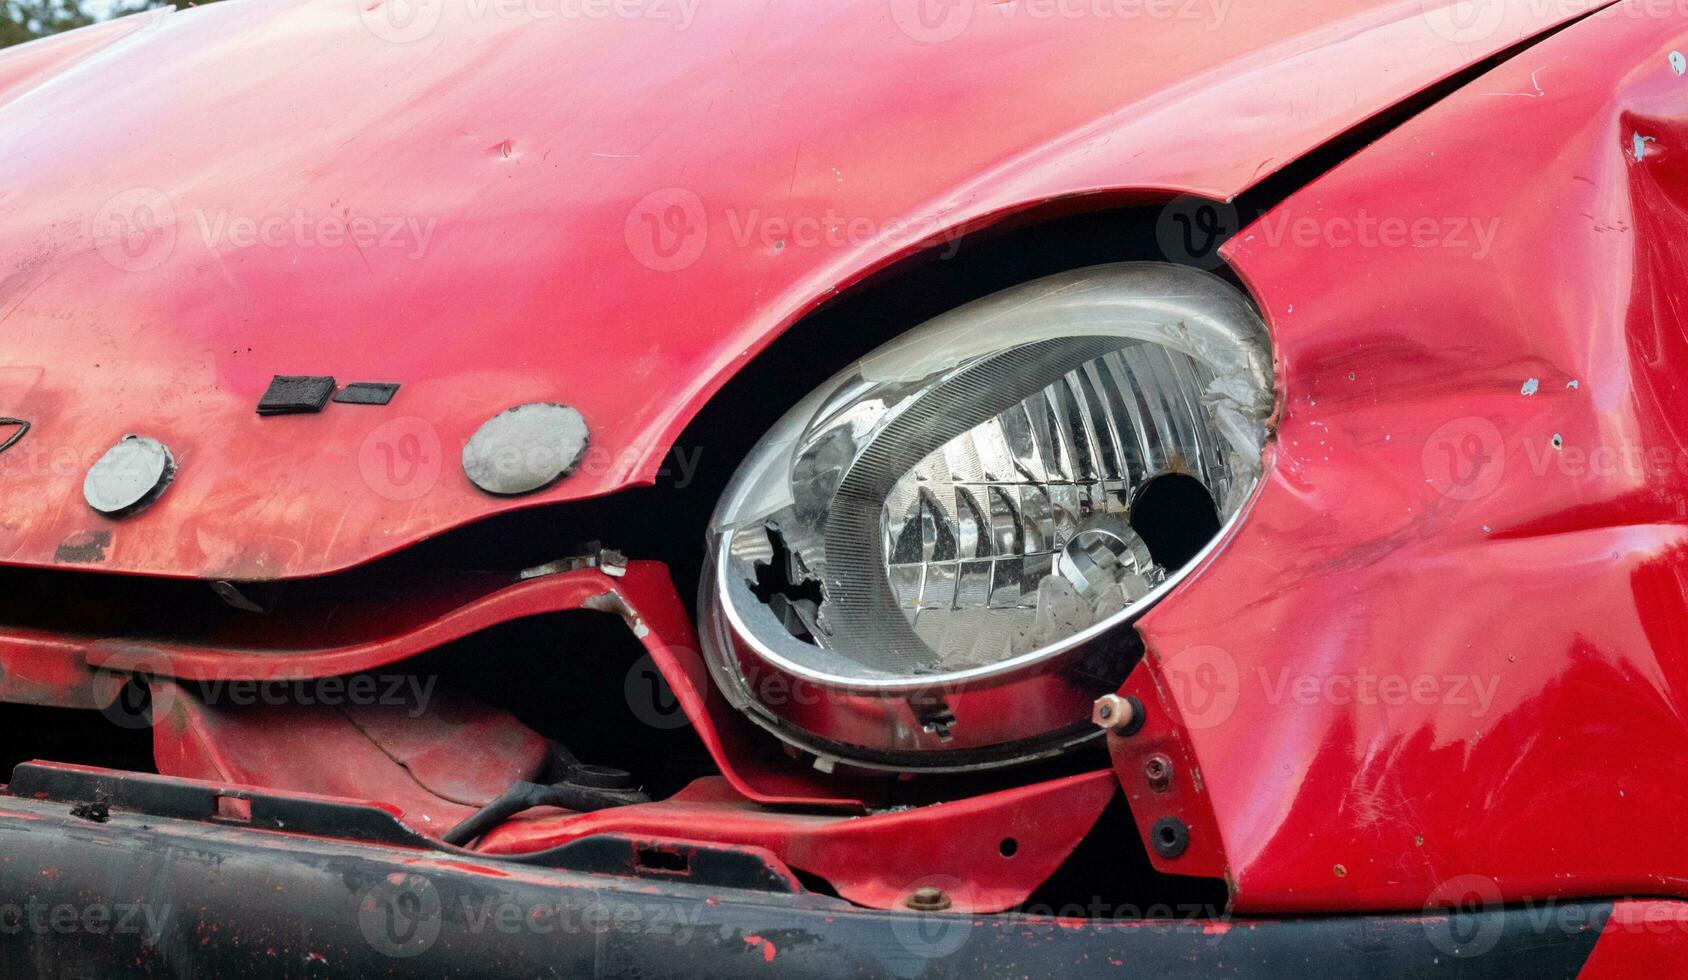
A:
[1124, 5, 1688, 913]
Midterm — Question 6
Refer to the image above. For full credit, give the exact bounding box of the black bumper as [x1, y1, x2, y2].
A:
[0, 764, 1606, 978]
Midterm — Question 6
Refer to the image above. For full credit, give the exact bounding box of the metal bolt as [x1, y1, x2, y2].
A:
[1092, 693, 1144, 734]
[1144, 753, 1174, 792]
[906, 886, 951, 912]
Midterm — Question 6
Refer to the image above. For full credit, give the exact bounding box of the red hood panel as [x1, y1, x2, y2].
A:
[0, 0, 1599, 578]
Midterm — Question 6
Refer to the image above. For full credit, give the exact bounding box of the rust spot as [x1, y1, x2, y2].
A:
[54, 530, 112, 564]
[69, 798, 110, 823]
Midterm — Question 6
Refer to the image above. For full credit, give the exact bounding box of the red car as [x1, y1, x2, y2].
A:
[0, 0, 1683, 975]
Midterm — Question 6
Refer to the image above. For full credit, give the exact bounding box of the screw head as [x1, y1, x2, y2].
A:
[906, 886, 952, 912]
[1144, 753, 1174, 792]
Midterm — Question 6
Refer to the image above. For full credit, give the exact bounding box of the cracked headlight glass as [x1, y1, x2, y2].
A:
[701, 263, 1274, 771]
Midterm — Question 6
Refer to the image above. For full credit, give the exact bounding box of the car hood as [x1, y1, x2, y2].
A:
[0, 0, 1600, 579]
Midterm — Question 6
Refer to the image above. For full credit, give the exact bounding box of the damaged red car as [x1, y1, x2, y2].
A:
[1, 0, 1685, 975]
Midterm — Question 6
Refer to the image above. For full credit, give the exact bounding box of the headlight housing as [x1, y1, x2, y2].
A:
[701, 263, 1274, 771]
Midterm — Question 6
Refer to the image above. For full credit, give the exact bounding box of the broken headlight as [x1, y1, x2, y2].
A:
[701, 263, 1274, 770]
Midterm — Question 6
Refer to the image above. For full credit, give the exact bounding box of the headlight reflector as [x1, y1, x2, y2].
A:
[702, 263, 1274, 770]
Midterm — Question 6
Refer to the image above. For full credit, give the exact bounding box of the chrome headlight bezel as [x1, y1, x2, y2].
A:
[700, 262, 1275, 771]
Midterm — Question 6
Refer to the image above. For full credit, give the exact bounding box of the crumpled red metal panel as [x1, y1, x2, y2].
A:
[0, 0, 1605, 579]
[92, 562, 869, 810]
[151, 681, 549, 832]
[1135, 9, 1688, 912]
[474, 770, 1119, 914]
[144, 600, 1116, 911]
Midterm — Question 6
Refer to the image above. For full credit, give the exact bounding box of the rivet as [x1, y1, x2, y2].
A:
[84, 436, 175, 517]
[462, 403, 589, 496]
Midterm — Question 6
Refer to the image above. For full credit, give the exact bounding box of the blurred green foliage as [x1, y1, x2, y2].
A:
[2, 0, 220, 49]
[1, 0, 93, 48]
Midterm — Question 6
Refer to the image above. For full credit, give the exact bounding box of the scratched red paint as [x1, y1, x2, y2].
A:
[0, 0, 1603, 580]
[742, 936, 776, 963]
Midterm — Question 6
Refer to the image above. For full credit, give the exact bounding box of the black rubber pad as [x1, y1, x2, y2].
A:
[257, 376, 336, 415]
[332, 382, 401, 406]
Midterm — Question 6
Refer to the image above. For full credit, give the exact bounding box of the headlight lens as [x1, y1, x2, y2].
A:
[703, 263, 1274, 770]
